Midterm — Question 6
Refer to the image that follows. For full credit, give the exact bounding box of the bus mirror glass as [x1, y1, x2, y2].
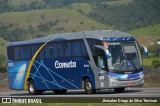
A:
[105, 49, 111, 59]
[144, 48, 148, 56]
[139, 44, 148, 56]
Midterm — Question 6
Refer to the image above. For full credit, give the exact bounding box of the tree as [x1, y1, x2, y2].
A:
[0, 0, 11, 13]
[0, 54, 5, 67]
[148, 44, 160, 56]
[152, 60, 160, 68]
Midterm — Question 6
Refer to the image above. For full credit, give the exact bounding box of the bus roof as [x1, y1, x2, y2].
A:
[8, 30, 135, 46]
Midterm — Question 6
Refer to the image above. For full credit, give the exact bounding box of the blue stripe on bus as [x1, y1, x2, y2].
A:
[103, 36, 135, 41]
[107, 71, 143, 79]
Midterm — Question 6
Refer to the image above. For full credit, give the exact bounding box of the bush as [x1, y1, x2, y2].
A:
[152, 60, 160, 68]
[0, 67, 7, 74]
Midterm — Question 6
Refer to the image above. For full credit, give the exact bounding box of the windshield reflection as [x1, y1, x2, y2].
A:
[107, 42, 142, 72]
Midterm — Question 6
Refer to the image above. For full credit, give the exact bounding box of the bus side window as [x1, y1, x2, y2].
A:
[87, 39, 103, 57]
[81, 41, 88, 58]
[7, 46, 14, 60]
[64, 42, 71, 57]
[58, 42, 63, 58]
[72, 41, 81, 57]
[72, 40, 88, 59]
[20, 46, 31, 60]
[49, 45, 53, 58]
[96, 49, 106, 69]
[32, 45, 38, 58]
[32, 44, 44, 59]
[14, 46, 19, 61]
[38, 48, 44, 59]
[53, 43, 57, 58]
[45, 44, 51, 58]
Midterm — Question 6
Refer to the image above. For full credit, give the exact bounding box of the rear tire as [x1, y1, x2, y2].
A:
[114, 88, 125, 93]
[54, 90, 67, 94]
[28, 80, 43, 95]
[84, 78, 96, 94]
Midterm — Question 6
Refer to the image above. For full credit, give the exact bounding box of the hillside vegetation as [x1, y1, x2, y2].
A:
[0, 7, 109, 42]
[1, 0, 111, 12]
[0, 37, 8, 67]
[89, 0, 160, 31]
[129, 24, 160, 37]
[0, 0, 160, 68]
[0, 0, 159, 42]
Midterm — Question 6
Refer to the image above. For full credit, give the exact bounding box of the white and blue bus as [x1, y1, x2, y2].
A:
[7, 30, 148, 94]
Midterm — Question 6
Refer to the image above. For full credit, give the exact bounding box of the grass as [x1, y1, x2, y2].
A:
[142, 53, 160, 66]
[0, 37, 8, 67]
[102, 0, 133, 5]
[129, 24, 160, 37]
[143, 57, 160, 66]
[129, 24, 160, 46]
[0, 4, 109, 64]
[0, 8, 110, 34]
[0, 37, 9, 56]
[68, 3, 93, 15]
[7, 0, 43, 7]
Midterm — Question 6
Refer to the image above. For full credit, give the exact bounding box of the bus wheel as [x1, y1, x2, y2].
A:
[114, 88, 125, 93]
[54, 90, 67, 94]
[84, 79, 96, 94]
[28, 80, 43, 95]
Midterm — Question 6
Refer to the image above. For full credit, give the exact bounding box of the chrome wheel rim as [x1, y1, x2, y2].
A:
[86, 82, 91, 90]
[29, 84, 34, 93]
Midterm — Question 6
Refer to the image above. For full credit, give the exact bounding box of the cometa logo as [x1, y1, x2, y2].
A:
[55, 60, 76, 69]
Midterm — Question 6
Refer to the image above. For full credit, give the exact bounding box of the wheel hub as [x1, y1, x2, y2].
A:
[86, 82, 91, 90]
[29, 84, 34, 93]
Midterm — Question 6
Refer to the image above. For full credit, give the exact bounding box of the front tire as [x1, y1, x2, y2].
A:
[28, 80, 43, 95]
[114, 88, 125, 93]
[84, 78, 96, 94]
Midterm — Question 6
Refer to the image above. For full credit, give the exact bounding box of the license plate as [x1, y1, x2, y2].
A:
[127, 82, 133, 86]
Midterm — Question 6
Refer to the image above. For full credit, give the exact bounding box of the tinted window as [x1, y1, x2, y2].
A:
[72, 40, 88, 58]
[32, 44, 44, 59]
[7, 46, 14, 60]
[72, 41, 81, 57]
[20, 46, 31, 60]
[58, 42, 63, 57]
[87, 39, 103, 56]
[64, 42, 71, 57]
[81, 41, 88, 56]
[57, 42, 72, 58]
[45, 43, 57, 58]
[14, 46, 19, 60]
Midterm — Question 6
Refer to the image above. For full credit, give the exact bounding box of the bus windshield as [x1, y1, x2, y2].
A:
[107, 41, 142, 72]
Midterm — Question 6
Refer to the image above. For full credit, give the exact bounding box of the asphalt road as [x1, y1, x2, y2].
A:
[0, 87, 160, 97]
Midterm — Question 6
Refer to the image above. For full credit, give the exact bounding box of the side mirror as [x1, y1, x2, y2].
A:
[95, 45, 111, 59]
[139, 44, 148, 56]
[105, 49, 111, 59]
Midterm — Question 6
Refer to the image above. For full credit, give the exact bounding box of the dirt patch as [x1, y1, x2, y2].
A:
[135, 36, 154, 46]
[143, 66, 160, 87]
[0, 73, 7, 80]
[0, 82, 13, 92]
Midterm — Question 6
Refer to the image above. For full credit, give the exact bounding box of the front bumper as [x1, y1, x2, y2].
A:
[107, 75, 144, 89]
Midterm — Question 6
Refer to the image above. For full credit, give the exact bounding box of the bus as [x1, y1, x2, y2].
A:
[7, 30, 148, 94]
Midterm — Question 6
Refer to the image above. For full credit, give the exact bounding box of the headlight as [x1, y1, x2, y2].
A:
[139, 74, 144, 78]
[107, 75, 118, 80]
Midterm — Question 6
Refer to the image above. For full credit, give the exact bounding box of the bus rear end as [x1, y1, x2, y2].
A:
[7, 45, 28, 90]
